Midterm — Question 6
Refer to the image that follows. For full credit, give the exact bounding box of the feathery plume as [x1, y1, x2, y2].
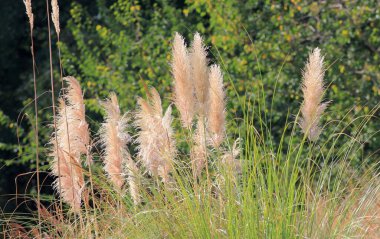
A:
[135, 88, 176, 184]
[299, 48, 328, 141]
[190, 32, 210, 116]
[51, 0, 60, 35]
[207, 64, 226, 147]
[172, 32, 195, 128]
[100, 93, 131, 190]
[63, 76, 90, 158]
[135, 98, 158, 174]
[50, 100, 84, 212]
[191, 118, 208, 179]
[125, 155, 141, 205]
[23, 0, 34, 30]
[50, 77, 89, 211]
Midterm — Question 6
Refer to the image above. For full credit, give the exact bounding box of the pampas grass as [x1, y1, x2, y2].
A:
[99, 93, 130, 190]
[191, 118, 208, 179]
[50, 77, 89, 211]
[190, 32, 210, 116]
[207, 64, 226, 148]
[63, 76, 90, 157]
[23, 0, 41, 232]
[125, 155, 141, 205]
[299, 48, 328, 141]
[100, 93, 140, 204]
[51, 0, 60, 35]
[135, 88, 176, 184]
[50, 99, 84, 212]
[7, 30, 380, 239]
[172, 33, 195, 128]
[23, 0, 33, 30]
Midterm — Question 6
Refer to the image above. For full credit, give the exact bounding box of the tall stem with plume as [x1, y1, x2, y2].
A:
[50, 77, 89, 212]
[51, 99, 84, 212]
[191, 118, 208, 180]
[100, 93, 140, 204]
[190, 32, 210, 116]
[172, 33, 195, 128]
[100, 93, 129, 190]
[135, 88, 176, 184]
[207, 64, 226, 148]
[23, 0, 41, 233]
[45, 0, 64, 213]
[299, 48, 328, 141]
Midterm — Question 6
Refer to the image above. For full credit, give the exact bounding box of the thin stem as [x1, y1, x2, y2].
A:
[46, 0, 63, 213]
[29, 18, 41, 239]
[85, 143, 99, 236]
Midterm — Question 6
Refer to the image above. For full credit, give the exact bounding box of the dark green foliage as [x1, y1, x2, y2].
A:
[62, 0, 380, 163]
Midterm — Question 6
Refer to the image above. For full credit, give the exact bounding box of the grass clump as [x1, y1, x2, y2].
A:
[2, 2, 379, 238]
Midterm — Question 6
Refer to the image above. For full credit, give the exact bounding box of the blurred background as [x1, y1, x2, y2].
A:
[1, 0, 379, 213]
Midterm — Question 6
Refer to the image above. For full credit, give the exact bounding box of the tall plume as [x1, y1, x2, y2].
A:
[190, 32, 210, 116]
[63, 77, 90, 156]
[51, 0, 60, 35]
[99, 93, 131, 190]
[23, 0, 34, 30]
[125, 155, 141, 205]
[50, 100, 84, 212]
[191, 118, 208, 179]
[207, 64, 226, 147]
[50, 77, 89, 211]
[135, 88, 176, 184]
[299, 48, 328, 141]
[172, 32, 195, 128]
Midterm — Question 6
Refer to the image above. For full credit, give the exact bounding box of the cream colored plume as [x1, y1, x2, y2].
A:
[207, 64, 226, 147]
[135, 88, 176, 184]
[190, 32, 209, 116]
[50, 77, 90, 211]
[50, 99, 84, 212]
[51, 144, 84, 212]
[191, 118, 208, 179]
[23, 0, 34, 30]
[63, 76, 90, 157]
[51, 0, 60, 35]
[299, 48, 328, 141]
[125, 155, 141, 205]
[172, 32, 195, 128]
[100, 93, 140, 203]
[99, 93, 131, 190]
